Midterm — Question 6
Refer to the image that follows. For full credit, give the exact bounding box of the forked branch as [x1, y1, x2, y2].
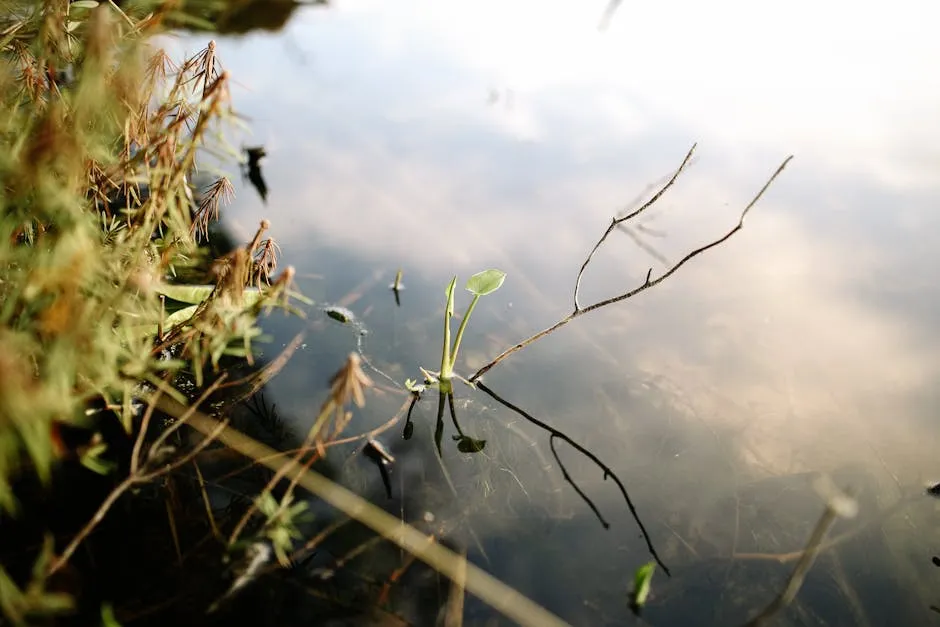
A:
[476, 381, 670, 576]
[469, 147, 793, 383]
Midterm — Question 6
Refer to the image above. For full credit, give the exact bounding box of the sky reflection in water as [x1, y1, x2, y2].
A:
[171, 1, 940, 623]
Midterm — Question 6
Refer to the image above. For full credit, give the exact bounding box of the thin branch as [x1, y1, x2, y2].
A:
[573, 143, 696, 313]
[208, 395, 410, 486]
[145, 374, 227, 464]
[131, 386, 162, 475]
[580, 154, 792, 317]
[549, 435, 609, 528]
[469, 151, 792, 383]
[475, 381, 670, 576]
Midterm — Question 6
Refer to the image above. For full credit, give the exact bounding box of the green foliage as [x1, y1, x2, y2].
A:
[0, 1, 303, 621]
[630, 561, 655, 612]
[255, 491, 310, 567]
[465, 268, 506, 296]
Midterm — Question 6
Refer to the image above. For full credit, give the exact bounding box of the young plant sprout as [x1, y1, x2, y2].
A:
[390, 268, 405, 306]
[422, 269, 506, 394]
[408, 270, 504, 455]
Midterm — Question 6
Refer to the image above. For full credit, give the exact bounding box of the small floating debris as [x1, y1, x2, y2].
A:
[324, 305, 355, 324]
[390, 269, 405, 307]
[389, 268, 405, 292]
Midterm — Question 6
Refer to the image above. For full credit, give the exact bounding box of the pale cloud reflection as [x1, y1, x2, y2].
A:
[622, 209, 940, 480]
[196, 0, 940, 485]
[325, 0, 940, 186]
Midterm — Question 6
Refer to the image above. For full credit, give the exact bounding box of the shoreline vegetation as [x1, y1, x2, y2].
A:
[0, 1, 313, 623]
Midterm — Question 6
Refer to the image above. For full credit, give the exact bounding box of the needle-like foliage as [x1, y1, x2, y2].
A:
[0, 2, 299, 621]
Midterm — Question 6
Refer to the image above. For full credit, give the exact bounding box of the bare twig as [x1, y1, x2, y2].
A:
[574, 144, 696, 313]
[476, 381, 670, 576]
[146, 375, 227, 463]
[469, 149, 792, 383]
[208, 394, 410, 486]
[549, 435, 609, 528]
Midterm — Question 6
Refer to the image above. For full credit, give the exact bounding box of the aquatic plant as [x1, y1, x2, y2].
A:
[414, 269, 506, 395]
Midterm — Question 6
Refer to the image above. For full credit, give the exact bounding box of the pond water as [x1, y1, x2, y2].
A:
[173, 1, 940, 624]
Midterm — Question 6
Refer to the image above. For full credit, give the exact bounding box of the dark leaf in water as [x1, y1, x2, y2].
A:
[927, 482, 940, 497]
[932, 556, 940, 567]
[243, 146, 268, 204]
[402, 419, 414, 440]
[378, 462, 392, 499]
[324, 306, 354, 323]
[455, 435, 486, 454]
[363, 438, 394, 464]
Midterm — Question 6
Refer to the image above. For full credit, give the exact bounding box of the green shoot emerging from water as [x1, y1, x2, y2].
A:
[431, 270, 505, 394]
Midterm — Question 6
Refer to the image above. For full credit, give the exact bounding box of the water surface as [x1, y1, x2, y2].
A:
[173, 2, 940, 624]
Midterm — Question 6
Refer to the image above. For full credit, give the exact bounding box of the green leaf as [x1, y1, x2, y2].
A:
[163, 304, 199, 328]
[157, 284, 215, 304]
[465, 269, 506, 296]
[80, 443, 116, 475]
[100, 603, 122, 627]
[630, 562, 656, 611]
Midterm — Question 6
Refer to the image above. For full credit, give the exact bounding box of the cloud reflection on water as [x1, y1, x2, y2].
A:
[157, 7, 940, 621]
[174, 0, 940, 484]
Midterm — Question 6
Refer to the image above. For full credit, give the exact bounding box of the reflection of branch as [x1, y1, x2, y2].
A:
[469, 146, 793, 383]
[476, 382, 670, 576]
[549, 435, 608, 528]
[618, 223, 671, 268]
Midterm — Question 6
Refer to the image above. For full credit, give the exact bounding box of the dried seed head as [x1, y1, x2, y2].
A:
[329, 353, 373, 408]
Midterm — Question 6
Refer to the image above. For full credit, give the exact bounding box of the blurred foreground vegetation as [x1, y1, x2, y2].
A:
[0, 0, 306, 623]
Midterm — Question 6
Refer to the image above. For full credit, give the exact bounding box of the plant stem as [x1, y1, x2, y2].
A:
[449, 293, 479, 376]
[439, 277, 457, 392]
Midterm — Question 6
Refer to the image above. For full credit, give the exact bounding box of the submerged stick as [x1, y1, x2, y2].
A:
[743, 479, 857, 627]
[477, 382, 670, 576]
